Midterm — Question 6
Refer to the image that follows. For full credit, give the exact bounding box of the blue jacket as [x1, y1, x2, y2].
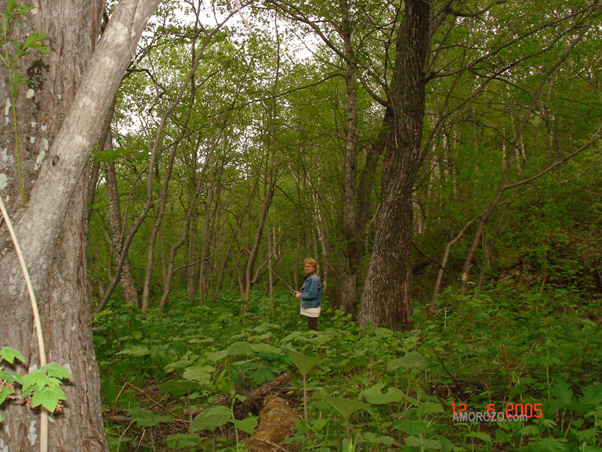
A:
[300, 273, 322, 308]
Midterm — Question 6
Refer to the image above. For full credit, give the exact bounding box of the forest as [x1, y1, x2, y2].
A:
[1, 0, 602, 451]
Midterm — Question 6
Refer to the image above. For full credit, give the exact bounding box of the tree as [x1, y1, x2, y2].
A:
[358, 0, 602, 329]
[0, 0, 160, 450]
[357, 0, 431, 329]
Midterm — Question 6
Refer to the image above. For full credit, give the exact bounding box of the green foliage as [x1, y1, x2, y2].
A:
[0, 347, 72, 421]
[96, 286, 602, 451]
[387, 351, 428, 372]
[0, 347, 25, 365]
[361, 383, 405, 405]
[190, 405, 231, 432]
[230, 415, 258, 435]
[321, 394, 369, 420]
[286, 347, 321, 377]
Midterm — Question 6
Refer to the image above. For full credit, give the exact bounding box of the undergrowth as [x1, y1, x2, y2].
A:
[93, 287, 602, 451]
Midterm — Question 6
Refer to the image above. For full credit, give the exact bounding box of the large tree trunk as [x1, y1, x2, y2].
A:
[358, 0, 431, 329]
[0, 1, 161, 450]
[44, 176, 107, 451]
[336, 0, 360, 316]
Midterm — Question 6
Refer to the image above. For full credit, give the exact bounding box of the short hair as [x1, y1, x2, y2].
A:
[304, 258, 317, 268]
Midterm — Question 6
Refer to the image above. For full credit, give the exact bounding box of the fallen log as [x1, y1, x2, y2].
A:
[245, 395, 300, 452]
[234, 372, 293, 418]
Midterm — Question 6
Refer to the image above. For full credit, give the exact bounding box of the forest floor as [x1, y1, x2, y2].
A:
[94, 286, 602, 451]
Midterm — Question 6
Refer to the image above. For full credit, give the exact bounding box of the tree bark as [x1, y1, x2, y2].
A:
[105, 139, 140, 307]
[358, 0, 431, 330]
[244, 181, 275, 299]
[212, 185, 256, 303]
[187, 217, 198, 302]
[336, 0, 360, 316]
[159, 143, 216, 310]
[198, 169, 222, 303]
[87, 97, 115, 225]
[98, 100, 139, 307]
[0, 0, 161, 450]
[141, 137, 182, 311]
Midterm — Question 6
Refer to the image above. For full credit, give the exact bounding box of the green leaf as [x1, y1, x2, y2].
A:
[465, 431, 492, 443]
[128, 407, 173, 427]
[509, 384, 528, 398]
[10, 2, 34, 15]
[293, 418, 309, 434]
[392, 419, 430, 435]
[249, 367, 275, 385]
[190, 406, 232, 432]
[31, 385, 66, 412]
[533, 437, 567, 451]
[164, 359, 196, 373]
[287, 348, 321, 377]
[0, 385, 16, 405]
[580, 383, 602, 407]
[401, 392, 420, 406]
[250, 343, 282, 354]
[322, 395, 369, 420]
[205, 350, 228, 361]
[7, 0, 17, 14]
[182, 365, 214, 383]
[387, 351, 428, 372]
[2, 370, 23, 385]
[165, 434, 202, 449]
[575, 428, 598, 443]
[22, 370, 49, 392]
[375, 328, 394, 338]
[22, 33, 46, 51]
[282, 331, 309, 343]
[13, 73, 29, 88]
[435, 435, 454, 452]
[551, 381, 573, 407]
[40, 363, 72, 381]
[582, 446, 602, 452]
[310, 418, 329, 433]
[405, 436, 442, 450]
[417, 402, 445, 415]
[227, 341, 254, 356]
[362, 383, 405, 405]
[160, 380, 202, 396]
[362, 432, 395, 445]
[536, 418, 557, 429]
[0, 347, 25, 364]
[519, 425, 541, 437]
[45, 376, 62, 388]
[117, 345, 151, 357]
[106, 435, 133, 448]
[231, 416, 258, 435]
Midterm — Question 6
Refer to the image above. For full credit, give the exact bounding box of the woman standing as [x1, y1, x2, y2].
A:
[294, 258, 322, 331]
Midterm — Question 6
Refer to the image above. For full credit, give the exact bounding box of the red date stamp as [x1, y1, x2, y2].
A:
[451, 403, 542, 422]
